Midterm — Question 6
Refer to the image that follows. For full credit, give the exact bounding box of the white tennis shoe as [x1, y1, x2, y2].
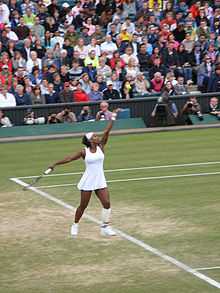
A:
[71, 223, 79, 237]
[101, 225, 116, 236]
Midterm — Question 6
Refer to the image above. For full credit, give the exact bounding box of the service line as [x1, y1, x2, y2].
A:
[16, 161, 220, 179]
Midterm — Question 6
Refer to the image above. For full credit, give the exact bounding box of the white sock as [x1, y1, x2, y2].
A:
[101, 208, 111, 225]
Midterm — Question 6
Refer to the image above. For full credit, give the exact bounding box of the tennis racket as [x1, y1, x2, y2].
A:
[23, 168, 53, 190]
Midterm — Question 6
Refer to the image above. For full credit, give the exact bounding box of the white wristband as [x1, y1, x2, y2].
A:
[112, 113, 117, 120]
[111, 117, 116, 121]
[44, 168, 53, 175]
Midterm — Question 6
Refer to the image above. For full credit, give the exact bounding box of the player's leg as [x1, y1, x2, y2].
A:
[95, 188, 116, 236]
[71, 190, 92, 237]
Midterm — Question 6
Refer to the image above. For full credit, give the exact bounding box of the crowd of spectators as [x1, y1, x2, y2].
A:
[0, 0, 219, 110]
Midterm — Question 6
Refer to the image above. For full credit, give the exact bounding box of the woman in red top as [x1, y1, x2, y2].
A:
[73, 82, 90, 102]
[109, 51, 126, 70]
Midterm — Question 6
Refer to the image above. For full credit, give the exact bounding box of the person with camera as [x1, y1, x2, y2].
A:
[181, 96, 203, 124]
[77, 106, 94, 122]
[56, 106, 77, 123]
[151, 88, 178, 127]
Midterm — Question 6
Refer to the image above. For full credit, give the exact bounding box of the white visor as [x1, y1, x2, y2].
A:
[85, 132, 94, 141]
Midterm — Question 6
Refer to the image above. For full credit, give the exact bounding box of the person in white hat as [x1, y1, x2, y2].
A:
[49, 112, 118, 237]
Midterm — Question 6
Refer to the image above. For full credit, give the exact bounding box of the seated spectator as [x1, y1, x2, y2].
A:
[103, 80, 121, 100]
[89, 82, 103, 101]
[181, 96, 203, 124]
[100, 35, 117, 59]
[109, 50, 126, 70]
[209, 97, 220, 119]
[26, 51, 42, 73]
[84, 50, 99, 68]
[30, 85, 45, 105]
[121, 75, 135, 99]
[12, 51, 27, 71]
[151, 72, 164, 93]
[69, 59, 83, 80]
[83, 62, 97, 82]
[111, 72, 122, 92]
[121, 45, 139, 66]
[174, 76, 189, 95]
[0, 64, 13, 90]
[14, 85, 32, 106]
[96, 101, 113, 120]
[176, 44, 193, 83]
[208, 64, 220, 92]
[87, 38, 101, 57]
[96, 74, 107, 92]
[73, 82, 90, 102]
[29, 66, 42, 86]
[44, 83, 60, 104]
[0, 86, 16, 107]
[125, 57, 140, 79]
[149, 57, 167, 80]
[56, 107, 77, 123]
[97, 56, 112, 80]
[59, 82, 73, 103]
[135, 72, 150, 94]
[197, 55, 214, 92]
[80, 73, 92, 94]
[77, 106, 94, 122]
[162, 82, 175, 97]
[0, 109, 12, 127]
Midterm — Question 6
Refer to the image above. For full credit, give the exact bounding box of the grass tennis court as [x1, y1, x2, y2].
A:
[1, 128, 220, 292]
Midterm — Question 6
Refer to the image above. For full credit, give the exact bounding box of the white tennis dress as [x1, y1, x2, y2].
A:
[77, 146, 107, 191]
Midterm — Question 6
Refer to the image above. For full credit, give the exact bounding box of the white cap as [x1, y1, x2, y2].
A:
[85, 132, 94, 140]
[62, 2, 70, 8]
[107, 80, 113, 86]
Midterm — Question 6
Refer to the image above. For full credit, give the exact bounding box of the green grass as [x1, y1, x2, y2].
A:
[1, 128, 220, 293]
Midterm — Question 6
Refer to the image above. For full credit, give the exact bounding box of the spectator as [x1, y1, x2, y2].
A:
[77, 105, 94, 122]
[44, 83, 60, 104]
[14, 84, 32, 106]
[103, 80, 121, 100]
[30, 85, 45, 104]
[181, 96, 203, 124]
[59, 82, 73, 103]
[0, 86, 16, 107]
[26, 51, 42, 73]
[121, 75, 135, 99]
[135, 72, 150, 94]
[209, 97, 220, 119]
[73, 82, 90, 102]
[208, 64, 220, 92]
[151, 72, 164, 93]
[56, 107, 77, 123]
[97, 56, 112, 80]
[96, 101, 113, 120]
[0, 109, 12, 127]
[83, 62, 97, 82]
[100, 35, 117, 59]
[174, 76, 189, 95]
[89, 82, 103, 101]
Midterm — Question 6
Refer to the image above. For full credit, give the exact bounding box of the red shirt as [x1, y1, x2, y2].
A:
[73, 90, 90, 102]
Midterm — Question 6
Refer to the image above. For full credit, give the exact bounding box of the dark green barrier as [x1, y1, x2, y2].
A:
[0, 118, 146, 138]
[1, 92, 220, 127]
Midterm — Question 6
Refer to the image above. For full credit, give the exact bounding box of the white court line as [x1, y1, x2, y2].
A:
[37, 171, 220, 189]
[10, 177, 220, 289]
[195, 266, 220, 271]
[16, 161, 220, 179]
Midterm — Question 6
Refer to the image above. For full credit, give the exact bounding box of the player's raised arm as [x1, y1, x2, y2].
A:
[49, 150, 84, 170]
[100, 112, 117, 146]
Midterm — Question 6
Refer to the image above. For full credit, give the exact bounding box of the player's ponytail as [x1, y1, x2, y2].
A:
[82, 135, 91, 147]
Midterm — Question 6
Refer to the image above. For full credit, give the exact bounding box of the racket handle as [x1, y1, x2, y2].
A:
[44, 168, 53, 175]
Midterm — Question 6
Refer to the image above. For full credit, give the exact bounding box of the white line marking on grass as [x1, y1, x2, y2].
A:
[37, 171, 220, 189]
[195, 266, 220, 271]
[10, 177, 220, 289]
[16, 161, 220, 179]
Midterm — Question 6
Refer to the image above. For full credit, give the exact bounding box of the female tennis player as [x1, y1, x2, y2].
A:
[49, 112, 117, 237]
